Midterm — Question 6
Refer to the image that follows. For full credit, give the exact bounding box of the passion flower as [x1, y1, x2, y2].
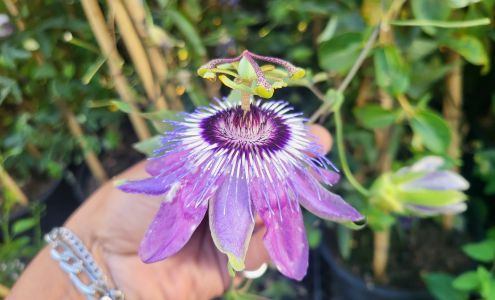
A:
[117, 98, 363, 280]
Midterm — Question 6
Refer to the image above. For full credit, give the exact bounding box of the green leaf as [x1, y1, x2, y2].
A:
[365, 205, 396, 231]
[167, 9, 206, 58]
[307, 226, 322, 249]
[111, 100, 133, 113]
[141, 109, 182, 132]
[410, 109, 452, 154]
[12, 218, 36, 236]
[423, 272, 468, 300]
[318, 32, 363, 75]
[353, 104, 400, 129]
[462, 240, 495, 262]
[82, 56, 106, 85]
[33, 64, 57, 79]
[487, 227, 495, 240]
[448, 0, 482, 8]
[133, 135, 163, 156]
[406, 38, 438, 61]
[411, 0, 452, 35]
[317, 17, 338, 43]
[440, 35, 489, 67]
[453, 271, 480, 291]
[141, 110, 180, 122]
[408, 61, 452, 99]
[0, 76, 21, 104]
[374, 45, 410, 96]
[477, 267, 495, 300]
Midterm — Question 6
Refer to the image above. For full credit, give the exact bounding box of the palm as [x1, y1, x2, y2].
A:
[67, 162, 259, 299]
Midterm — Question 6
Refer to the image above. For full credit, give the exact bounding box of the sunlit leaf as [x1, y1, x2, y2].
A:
[453, 271, 480, 291]
[462, 240, 495, 262]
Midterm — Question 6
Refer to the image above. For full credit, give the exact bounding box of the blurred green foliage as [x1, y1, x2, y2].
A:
[1, 0, 495, 297]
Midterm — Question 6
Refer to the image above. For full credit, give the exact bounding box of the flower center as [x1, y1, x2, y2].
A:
[200, 104, 291, 153]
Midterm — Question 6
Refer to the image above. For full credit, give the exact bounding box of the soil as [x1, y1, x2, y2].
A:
[332, 219, 472, 289]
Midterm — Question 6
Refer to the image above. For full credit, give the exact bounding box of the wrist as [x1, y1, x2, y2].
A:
[44, 227, 123, 299]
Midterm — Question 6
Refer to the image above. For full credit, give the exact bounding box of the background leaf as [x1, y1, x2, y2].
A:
[410, 109, 452, 154]
[423, 273, 468, 300]
[354, 104, 400, 129]
[318, 32, 363, 75]
[462, 240, 495, 262]
[374, 45, 410, 96]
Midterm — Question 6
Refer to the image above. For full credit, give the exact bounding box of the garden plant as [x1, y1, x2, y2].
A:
[1, 0, 495, 299]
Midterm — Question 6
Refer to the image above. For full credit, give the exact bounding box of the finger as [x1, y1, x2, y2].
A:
[308, 124, 333, 154]
[244, 222, 270, 271]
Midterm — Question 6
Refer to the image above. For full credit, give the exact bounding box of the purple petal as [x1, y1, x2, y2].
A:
[116, 175, 172, 195]
[209, 176, 254, 270]
[139, 182, 208, 263]
[410, 156, 444, 172]
[117, 164, 190, 195]
[146, 150, 187, 176]
[252, 180, 308, 281]
[291, 170, 363, 222]
[311, 167, 340, 185]
[402, 171, 469, 191]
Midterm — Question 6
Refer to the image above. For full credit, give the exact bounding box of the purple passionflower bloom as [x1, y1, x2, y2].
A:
[117, 99, 363, 280]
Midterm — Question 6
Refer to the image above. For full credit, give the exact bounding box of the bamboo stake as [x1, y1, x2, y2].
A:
[108, 0, 168, 109]
[372, 90, 393, 282]
[4, 0, 108, 187]
[0, 283, 10, 298]
[122, 0, 184, 110]
[3, 0, 25, 30]
[57, 102, 108, 184]
[373, 230, 390, 281]
[0, 164, 28, 205]
[81, 0, 151, 141]
[371, 1, 405, 280]
[442, 51, 463, 230]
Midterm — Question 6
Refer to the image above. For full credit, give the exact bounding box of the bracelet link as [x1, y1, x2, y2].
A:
[45, 227, 124, 300]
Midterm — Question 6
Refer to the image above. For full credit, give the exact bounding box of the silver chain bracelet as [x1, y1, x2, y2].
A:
[45, 227, 124, 300]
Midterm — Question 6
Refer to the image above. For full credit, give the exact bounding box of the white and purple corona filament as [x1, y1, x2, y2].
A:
[118, 98, 363, 280]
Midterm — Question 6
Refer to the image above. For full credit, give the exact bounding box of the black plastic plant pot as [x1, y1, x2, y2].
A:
[320, 243, 433, 300]
[2, 176, 82, 242]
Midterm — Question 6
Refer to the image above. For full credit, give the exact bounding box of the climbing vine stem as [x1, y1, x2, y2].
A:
[334, 109, 370, 198]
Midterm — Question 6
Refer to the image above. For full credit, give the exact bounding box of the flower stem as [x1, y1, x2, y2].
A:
[241, 92, 251, 112]
[334, 110, 370, 197]
[396, 94, 415, 118]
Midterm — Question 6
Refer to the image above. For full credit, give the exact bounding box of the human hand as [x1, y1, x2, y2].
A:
[64, 124, 333, 299]
[9, 124, 333, 300]
[65, 161, 270, 300]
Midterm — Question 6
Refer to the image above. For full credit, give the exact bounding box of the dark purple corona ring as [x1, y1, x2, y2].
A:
[200, 104, 291, 153]
[117, 99, 363, 280]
